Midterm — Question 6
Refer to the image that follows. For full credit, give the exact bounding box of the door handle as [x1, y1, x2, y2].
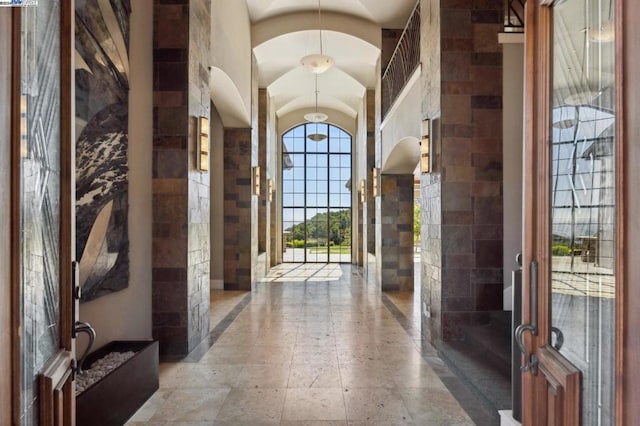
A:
[514, 261, 539, 375]
[74, 321, 96, 375]
[551, 326, 564, 351]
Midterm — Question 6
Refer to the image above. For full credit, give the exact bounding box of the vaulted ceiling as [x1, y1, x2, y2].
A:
[248, 0, 416, 123]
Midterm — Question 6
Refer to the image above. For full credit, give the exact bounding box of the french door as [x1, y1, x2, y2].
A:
[282, 123, 352, 263]
[520, 0, 620, 424]
[11, 1, 76, 424]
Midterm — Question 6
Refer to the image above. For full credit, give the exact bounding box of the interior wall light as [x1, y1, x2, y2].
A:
[300, 0, 335, 74]
[359, 179, 366, 203]
[372, 167, 379, 197]
[198, 116, 210, 172]
[268, 179, 274, 202]
[20, 95, 28, 158]
[421, 118, 431, 173]
[253, 166, 261, 196]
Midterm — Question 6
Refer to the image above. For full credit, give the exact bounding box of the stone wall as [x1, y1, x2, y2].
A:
[365, 90, 376, 255]
[380, 174, 415, 291]
[258, 89, 268, 255]
[223, 128, 253, 290]
[381, 29, 403, 74]
[420, 0, 504, 342]
[357, 193, 364, 266]
[152, 0, 210, 355]
[251, 54, 260, 283]
[420, 0, 443, 341]
[186, 0, 211, 351]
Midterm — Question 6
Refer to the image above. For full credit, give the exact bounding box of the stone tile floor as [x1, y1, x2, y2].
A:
[127, 264, 477, 425]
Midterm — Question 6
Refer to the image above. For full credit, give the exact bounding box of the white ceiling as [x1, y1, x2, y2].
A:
[246, 0, 416, 28]
[249, 0, 416, 121]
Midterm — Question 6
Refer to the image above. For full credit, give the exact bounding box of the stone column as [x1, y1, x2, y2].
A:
[420, 0, 504, 342]
[363, 90, 376, 274]
[357, 193, 364, 266]
[153, 0, 210, 355]
[380, 174, 415, 291]
[258, 89, 268, 256]
[223, 128, 253, 290]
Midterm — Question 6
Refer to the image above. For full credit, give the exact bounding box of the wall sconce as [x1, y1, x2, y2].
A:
[372, 167, 379, 197]
[421, 118, 431, 173]
[359, 179, 366, 203]
[268, 179, 274, 202]
[20, 95, 28, 158]
[253, 166, 261, 196]
[198, 116, 209, 172]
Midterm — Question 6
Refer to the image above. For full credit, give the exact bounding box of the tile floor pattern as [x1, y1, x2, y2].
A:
[127, 264, 475, 425]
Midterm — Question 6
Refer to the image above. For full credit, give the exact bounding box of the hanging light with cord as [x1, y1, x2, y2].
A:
[304, 74, 328, 124]
[305, 76, 328, 142]
[300, 0, 335, 74]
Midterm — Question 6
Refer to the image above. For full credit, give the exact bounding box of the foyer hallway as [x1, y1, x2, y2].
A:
[127, 264, 481, 425]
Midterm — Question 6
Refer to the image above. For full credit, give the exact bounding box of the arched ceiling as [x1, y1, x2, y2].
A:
[246, 0, 415, 28]
[249, 0, 416, 122]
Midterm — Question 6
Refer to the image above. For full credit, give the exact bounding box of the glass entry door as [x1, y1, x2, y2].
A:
[282, 123, 352, 263]
[549, 0, 616, 423]
[521, 1, 618, 424]
[14, 2, 76, 424]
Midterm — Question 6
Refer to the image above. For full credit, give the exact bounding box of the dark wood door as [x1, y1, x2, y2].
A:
[521, 0, 620, 424]
[11, 1, 76, 424]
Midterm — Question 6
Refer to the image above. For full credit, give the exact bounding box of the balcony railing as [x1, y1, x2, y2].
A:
[504, 0, 525, 32]
[381, 1, 420, 119]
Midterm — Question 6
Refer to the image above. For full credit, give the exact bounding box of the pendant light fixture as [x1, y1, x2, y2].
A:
[300, 0, 335, 74]
[304, 74, 328, 124]
[305, 76, 328, 142]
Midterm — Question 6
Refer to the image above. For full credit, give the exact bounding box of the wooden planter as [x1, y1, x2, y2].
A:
[76, 340, 159, 426]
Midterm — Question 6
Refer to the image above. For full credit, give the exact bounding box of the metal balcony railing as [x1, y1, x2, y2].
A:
[504, 0, 526, 32]
[381, 1, 420, 119]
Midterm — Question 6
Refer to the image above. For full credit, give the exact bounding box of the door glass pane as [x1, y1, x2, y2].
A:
[20, 1, 62, 424]
[329, 208, 351, 263]
[550, 1, 615, 424]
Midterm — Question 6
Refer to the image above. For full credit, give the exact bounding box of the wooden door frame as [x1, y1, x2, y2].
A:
[523, 0, 628, 424]
[522, 1, 553, 422]
[0, 8, 13, 426]
[619, 0, 640, 424]
[10, 0, 75, 423]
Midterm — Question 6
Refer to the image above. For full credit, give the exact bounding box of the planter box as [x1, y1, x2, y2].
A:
[76, 340, 159, 426]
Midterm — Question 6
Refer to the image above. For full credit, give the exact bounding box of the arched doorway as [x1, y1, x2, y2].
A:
[282, 123, 352, 263]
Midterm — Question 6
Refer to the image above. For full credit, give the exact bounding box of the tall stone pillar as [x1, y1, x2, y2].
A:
[380, 174, 415, 291]
[258, 89, 268, 256]
[420, 0, 504, 342]
[152, 0, 211, 355]
[363, 90, 376, 274]
[223, 128, 253, 290]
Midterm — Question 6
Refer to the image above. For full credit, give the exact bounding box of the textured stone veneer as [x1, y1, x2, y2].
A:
[379, 174, 415, 291]
[365, 90, 376, 256]
[153, 0, 211, 356]
[258, 89, 268, 256]
[223, 128, 253, 290]
[420, 0, 504, 342]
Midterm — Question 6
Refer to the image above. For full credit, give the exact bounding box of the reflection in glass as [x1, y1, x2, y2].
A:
[20, 1, 62, 424]
[282, 123, 352, 263]
[550, 1, 615, 424]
